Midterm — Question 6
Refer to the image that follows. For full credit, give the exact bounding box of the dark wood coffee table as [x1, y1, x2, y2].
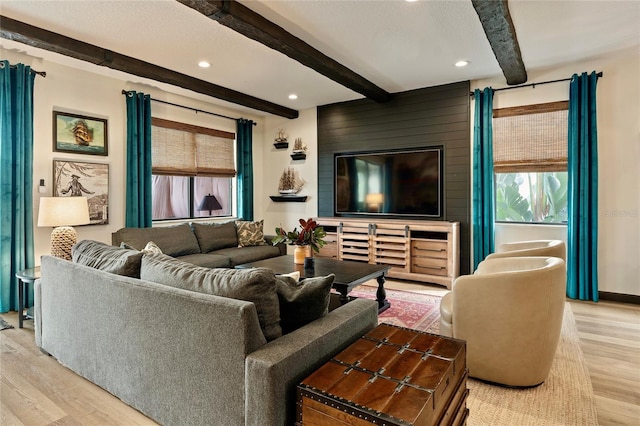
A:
[235, 255, 390, 313]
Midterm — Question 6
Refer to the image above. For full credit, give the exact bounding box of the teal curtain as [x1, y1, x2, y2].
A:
[125, 91, 152, 228]
[567, 72, 599, 301]
[472, 87, 495, 270]
[0, 61, 36, 312]
[236, 119, 254, 220]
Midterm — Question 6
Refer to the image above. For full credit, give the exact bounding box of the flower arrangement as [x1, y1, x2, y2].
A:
[272, 218, 327, 254]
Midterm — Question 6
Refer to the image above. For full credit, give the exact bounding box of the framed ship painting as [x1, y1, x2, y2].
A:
[53, 159, 109, 225]
[53, 111, 108, 156]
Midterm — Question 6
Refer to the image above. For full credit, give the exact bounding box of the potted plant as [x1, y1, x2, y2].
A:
[272, 218, 327, 264]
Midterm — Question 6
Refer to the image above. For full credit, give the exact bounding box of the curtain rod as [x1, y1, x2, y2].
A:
[121, 90, 256, 125]
[4, 64, 46, 77]
[469, 71, 603, 96]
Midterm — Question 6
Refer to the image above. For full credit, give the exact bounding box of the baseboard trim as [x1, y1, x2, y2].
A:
[598, 291, 640, 305]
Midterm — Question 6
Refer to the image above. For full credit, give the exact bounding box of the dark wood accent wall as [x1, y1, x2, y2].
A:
[317, 81, 471, 274]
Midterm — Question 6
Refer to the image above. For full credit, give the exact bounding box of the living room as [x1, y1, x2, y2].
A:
[1, 1, 639, 425]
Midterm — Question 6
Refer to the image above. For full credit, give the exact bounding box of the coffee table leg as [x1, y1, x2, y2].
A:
[339, 288, 349, 304]
[376, 275, 390, 313]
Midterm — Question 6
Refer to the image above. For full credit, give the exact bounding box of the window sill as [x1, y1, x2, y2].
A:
[152, 216, 237, 227]
[495, 222, 567, 228]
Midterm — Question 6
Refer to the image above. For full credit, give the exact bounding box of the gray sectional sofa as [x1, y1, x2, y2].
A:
[34, 241, 378, 426]
[112, 221, 286, 268]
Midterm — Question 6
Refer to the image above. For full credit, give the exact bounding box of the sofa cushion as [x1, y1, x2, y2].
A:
[176, 253, 231, 268]
[212, 246, 283, 267]
[72, 240, 144, 278]
[111, 223, 201, 257]
[140, 254, 282, 341]
[276, 274, 334, 333]
[192, 221, 238, 253]
[236, 220, 266, 247]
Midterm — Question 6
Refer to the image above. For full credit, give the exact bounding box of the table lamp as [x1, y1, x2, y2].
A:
[197, 194, 222, 215]
[37, 196, 91, 260]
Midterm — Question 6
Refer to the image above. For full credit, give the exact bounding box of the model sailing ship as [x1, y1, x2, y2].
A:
[275, 129, 288, 143]
[292, 138, 307, 153]
[274, 129, 289, 149]
[278, 167, 304, 195]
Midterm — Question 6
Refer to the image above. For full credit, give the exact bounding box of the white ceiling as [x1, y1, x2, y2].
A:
[1, 0, 639, 117]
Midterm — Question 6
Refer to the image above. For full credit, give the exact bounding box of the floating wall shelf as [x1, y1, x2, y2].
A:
[274, 142, 289, 149]
[270, 195, 307, 202]
[290, 153, 306, 160]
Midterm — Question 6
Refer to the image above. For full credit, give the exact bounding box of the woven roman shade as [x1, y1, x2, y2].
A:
[195, 133, 236, 177]
[152, 126, 196, 176]
[151, 117, 236, 177]
[493, 101, 568, 173]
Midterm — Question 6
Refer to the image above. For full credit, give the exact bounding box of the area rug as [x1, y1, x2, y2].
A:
[0, 317, 14, 330]
[349, 285, 441, 332]
[347, 287, 599, 425]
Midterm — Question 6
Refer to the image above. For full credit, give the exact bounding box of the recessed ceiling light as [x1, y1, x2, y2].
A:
[198, 61, 210, 68]
[455, 60, 469, 67]
[288, 94, 298, 100]
[405, 0, 419, 3]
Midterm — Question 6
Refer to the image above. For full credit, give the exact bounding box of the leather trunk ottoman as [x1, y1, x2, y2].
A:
[296, 323, 468, 426]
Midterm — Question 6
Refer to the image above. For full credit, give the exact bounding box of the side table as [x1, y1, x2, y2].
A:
[15, 266, 40, 328]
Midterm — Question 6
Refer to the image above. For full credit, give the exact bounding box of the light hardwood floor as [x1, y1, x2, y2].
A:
[1, 280, 639, 425]
[385, 280, 640, 426]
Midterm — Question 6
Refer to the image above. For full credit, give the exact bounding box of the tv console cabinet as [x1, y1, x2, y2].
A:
[315, 217, 460, 288]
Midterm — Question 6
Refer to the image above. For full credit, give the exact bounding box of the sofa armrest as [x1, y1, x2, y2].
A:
[244, 298, 378, 426]
[264, 235, 287, 256]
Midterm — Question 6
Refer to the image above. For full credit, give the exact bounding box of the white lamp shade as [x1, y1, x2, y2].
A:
[38, 197, 91, 227]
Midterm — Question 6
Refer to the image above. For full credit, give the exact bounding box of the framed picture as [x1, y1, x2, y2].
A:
[53, 111, 108, 156]
[53, 160, 109, 225]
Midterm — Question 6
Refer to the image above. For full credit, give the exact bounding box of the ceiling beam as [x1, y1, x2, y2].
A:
[177, 0, 393, 103]
[0, 15, 298, 119]
[471, 0, 527, 85]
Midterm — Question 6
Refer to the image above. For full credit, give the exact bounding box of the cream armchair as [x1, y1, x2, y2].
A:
[439, 256, 566, 387]
[486, 239, 566, 262]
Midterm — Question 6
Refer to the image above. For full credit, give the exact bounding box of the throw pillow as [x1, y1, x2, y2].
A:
[142, 241, 163, 255]
[72, 240, 144, 278]
[192, 221, 238, 252]
[120, 241, 163, 255]
[236, 220, 266, 247]
[278, 271, 300, 282]
[276, 274, 335, 334]
[140, 254, 281, 341]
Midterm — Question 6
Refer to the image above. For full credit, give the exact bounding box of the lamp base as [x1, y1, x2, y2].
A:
[51, 226, 77, 261]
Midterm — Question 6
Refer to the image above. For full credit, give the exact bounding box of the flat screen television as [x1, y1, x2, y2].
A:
[335, 148, 442, 218]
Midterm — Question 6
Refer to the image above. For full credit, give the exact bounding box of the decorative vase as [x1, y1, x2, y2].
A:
[294, 245, 311, 264]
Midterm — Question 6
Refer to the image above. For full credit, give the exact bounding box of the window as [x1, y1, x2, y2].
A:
[151, 118, 235, 221]
[493, 102, 568, 224]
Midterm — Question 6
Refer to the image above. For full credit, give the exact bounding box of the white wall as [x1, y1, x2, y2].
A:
[471, 46, 640, 296]
[259, 108, 319, 237]
[1, 47, 264, 262]
[6, 42, 637, 297]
